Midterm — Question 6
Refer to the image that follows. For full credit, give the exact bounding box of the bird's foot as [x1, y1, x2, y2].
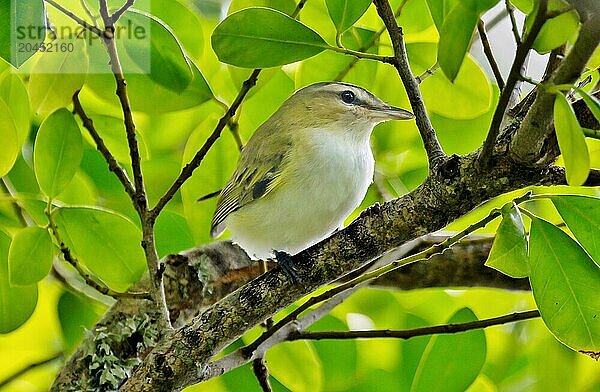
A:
[274, 250, 299, 283]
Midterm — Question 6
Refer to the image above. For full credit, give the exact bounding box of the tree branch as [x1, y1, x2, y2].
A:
[373, 0, 446, 168]
[120, 145, 576, 391]
[111, 0, 135, 23]
[290, 310, 541, 340]
[510, 11, 600, 164]
[505, 0, 521, 44]
[477, 19, 505, 90]
[72, 91, 136, 201]
[479, 0, 548, 167]
[252, 357, 272, 392]
[98, 0, 172, 329]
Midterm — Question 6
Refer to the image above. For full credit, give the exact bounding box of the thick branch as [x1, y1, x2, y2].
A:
[120, 147, 576, 391]
[373, 0, 446, 168]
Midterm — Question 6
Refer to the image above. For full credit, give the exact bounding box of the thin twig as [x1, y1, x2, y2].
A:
[479, 0, 548, 168]
[335, 0, 408, 81]
[242, 192, 532, 357]
[0, 178, 28, 227]
[72, 91, 136, 201]
[291, 310, 541, 340]
[373, 0, 446, 168]
[415, 63, 439, 84]
[477, 19, 505, 90]
[252, 357, 272, 392]
[505, 0, 521, 44]
[98, 0, 171, 328]
[0, 353, 64, 388]
[111, 0, 135, 23]
[149, 69, 261, 220]
[43, 0, 103, 36]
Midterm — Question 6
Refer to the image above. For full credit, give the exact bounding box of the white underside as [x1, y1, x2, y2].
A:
[225, 129, 374, 260]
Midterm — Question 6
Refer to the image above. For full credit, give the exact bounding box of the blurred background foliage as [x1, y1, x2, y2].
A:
[0, 0, 599, 390]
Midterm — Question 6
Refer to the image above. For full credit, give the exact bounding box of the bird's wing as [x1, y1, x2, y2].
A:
[210, 145, 289, 238]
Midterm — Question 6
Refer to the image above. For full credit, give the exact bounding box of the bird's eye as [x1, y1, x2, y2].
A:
[340, 90, 356, 104]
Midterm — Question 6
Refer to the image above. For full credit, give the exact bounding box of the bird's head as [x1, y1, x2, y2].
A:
[275, 82, 414, 133]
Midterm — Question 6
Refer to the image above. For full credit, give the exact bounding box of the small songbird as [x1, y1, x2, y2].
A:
[210, 82, 414, 275]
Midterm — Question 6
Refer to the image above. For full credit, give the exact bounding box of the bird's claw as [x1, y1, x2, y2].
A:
[274, 250, 300, 283]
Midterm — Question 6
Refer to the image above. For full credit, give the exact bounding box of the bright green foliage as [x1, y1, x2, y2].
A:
[437, 3, 478, 82]
[553, 94, 590, 186]
[0, 0, 45, 67]
[228, 0, 297, 15]
[57, 291, 102, 351]
[0, 82, 18, 177]
[27, 38, 88, 115]
[34, 109, 83, 198]
[529, 217, 600, 353]
[325, 0, 372, 33]
[8, 226, 54, 286]
[0, 71, 30, 146]
[122, 10, 193, 94]
[53, 207, 147, 292]
[532, 10, 579, 53]
[425, 0, 460, 31]
[266, 341, 323, 391]
[0, 230, 38, 333]
[211, 8, 328, 68]
[486, 205, 529, 278]
[154, 211, 195, 257]
[549, 195, 600, 265]
[410, 308, 486, 392]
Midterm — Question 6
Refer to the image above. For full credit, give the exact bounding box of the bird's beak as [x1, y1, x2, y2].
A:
[368, 104, 415, 121]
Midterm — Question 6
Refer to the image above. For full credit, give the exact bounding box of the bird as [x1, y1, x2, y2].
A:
[209, 81, 414, 277]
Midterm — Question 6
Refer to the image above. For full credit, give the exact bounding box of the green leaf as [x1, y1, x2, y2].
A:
[529, 217, 600, 353]
[437, 3, 478, 82]
[533, 10, 579, 54]
[28, 38, 88, 115]
[553, 93, 590, 186]
[415, 45, 493, 119]
[549, 195, 600, 265]
[228, 0, 297, 15]
[84, 57, 212, 113]
[486, 205, 529, 278]
[121, 9, 193, 94]
[154, 211, 195, 258]
[34, 109, 83, 198]
[0, 230, 38, 334]
[0, 71, 30, 146]
[53, 207, 147, 292]
[573, 87, 600, 124]
[325, 0, 372, 33]
[425, 0, 460, 31]
[266, 341, 323, 391]
[463, 0, 500, 13]
[0, 0, 45, 67]
[0, 82, 19, 177]
[8, 226, 54, 286]
[411, 308, 486, 392]
[211, 7, 328, 68]
[58, 291, 102, 351]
